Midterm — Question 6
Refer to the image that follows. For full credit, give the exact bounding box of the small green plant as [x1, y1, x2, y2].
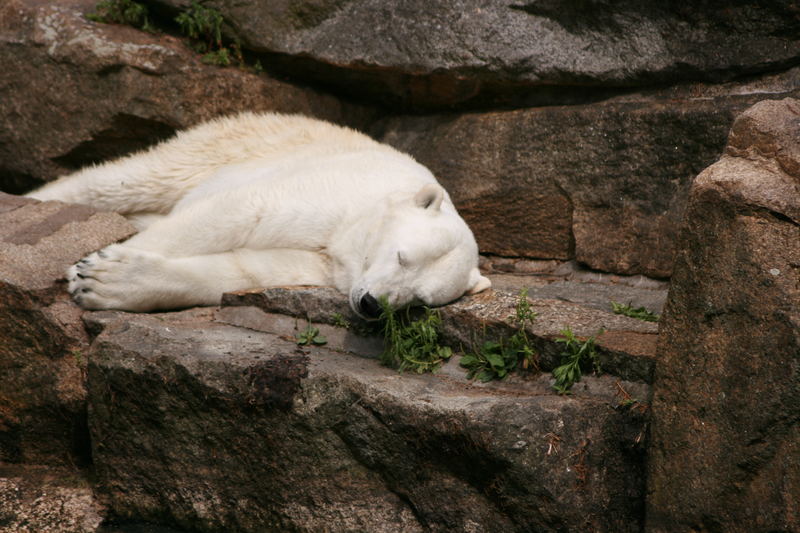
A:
[201, 48, 232, 66]
[174, 3, 252, 68]
[70, 349, 84, 366]
[460, 289, 539, 382]
[379, 299, 452, 374]
[175, 1, 225, 54]
[296, 325, 327, 346]
[87, 0, 156, 32]
[552, 327, 602, 394]
[610, 301, 659, 322]
[331, 313, 351, 329]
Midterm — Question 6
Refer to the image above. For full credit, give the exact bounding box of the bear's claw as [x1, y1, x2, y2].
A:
[67, 245, 163, 310]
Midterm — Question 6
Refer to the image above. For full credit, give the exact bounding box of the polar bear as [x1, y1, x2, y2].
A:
[27, 112, 491, 319]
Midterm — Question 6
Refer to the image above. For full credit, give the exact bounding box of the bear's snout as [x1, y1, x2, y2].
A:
[358, 292, 382, 319]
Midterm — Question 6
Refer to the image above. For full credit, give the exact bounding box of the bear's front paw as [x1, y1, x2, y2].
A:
[67, 244, 166, 311]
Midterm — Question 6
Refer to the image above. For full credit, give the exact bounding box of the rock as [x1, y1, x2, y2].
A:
[379, 69, 800, 277]
[646, 98, 800, 531]
[153, 0, 800, 109]
[0, 0, 374, 193]
[491, 277, 667, 316]
[0, 463, 105, 533]
[0, 193, 136, 465]
[85, 307, 649, 532]
[221, 283, 660, 383]
[438, 290, 658, 383]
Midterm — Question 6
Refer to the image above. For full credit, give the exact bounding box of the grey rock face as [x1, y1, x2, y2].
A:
[646, 98, 800, 532]
[86, 307, 649, 532]
[154, 0, 800, 107]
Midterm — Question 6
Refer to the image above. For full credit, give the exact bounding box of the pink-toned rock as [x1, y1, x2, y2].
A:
[0, 193, 136, 465]
[0, 463, 105, 533]
[84, 307, 649, 532]
[646, 98, 800, 532]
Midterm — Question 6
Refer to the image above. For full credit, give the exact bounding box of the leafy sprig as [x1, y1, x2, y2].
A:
[296, 325, 327, 346]
[552, 327, 602, 394]
[87, 0, 156, 32]
[379, 299, 452, 374]
[460, 289, 539, 381]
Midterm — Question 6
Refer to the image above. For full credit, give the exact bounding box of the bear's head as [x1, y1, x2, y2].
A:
[345, 183, 491, 319]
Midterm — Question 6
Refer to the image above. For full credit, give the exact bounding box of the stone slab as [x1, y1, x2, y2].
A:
[85, 308, 649, 532]
[222, 282, 660, 383]
[153, 0, 800, 108]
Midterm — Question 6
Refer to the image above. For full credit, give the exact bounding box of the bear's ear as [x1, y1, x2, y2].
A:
[413, 184, 444, 211]
[467, 268, 492, 295]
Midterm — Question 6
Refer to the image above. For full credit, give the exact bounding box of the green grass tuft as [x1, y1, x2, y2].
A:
[175, 1, 224, 53]
[379, 299, 452, 374]
[87, 0, 156, 32]
[201, 48, 232, 66]
[331, 313, 351, 329]
[610, 301, 659, 322]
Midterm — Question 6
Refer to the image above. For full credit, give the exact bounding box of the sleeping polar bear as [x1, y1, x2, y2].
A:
[27, 112, 491, 319]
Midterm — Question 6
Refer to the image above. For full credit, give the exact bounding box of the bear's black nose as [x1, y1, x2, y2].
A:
[359, 293, 382, 319]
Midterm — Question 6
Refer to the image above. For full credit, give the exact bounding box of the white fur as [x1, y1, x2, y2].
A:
[28, 112, 491, 317]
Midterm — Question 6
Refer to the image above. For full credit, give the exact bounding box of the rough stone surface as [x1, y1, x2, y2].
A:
[0, 0, 374, 192]
[0, 194, 136, 465]
[85, 308, 649, 533]
[222, 282, 660, 384]
[379, 69, 800, 277]
[0, 463, 104, 533]
[646, 98, 800, 532]
[491, 276, 667, 316]
[154, 0, 800, 108]
[438, 290, 658, 384]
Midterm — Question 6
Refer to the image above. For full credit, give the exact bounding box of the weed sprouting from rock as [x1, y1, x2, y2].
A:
[175, 1, 224, 53]
[174, 3, 249, 67]
[460, 288, 539, 382]
[610, 301, 659, 322]
[87, 0, 156, 32]
[378, 298, 452, 374]
[296, 325, 327, 346]
[331, 313, 351, 329]
[552, 327, 602, 394]
[88, 0, 257, 69]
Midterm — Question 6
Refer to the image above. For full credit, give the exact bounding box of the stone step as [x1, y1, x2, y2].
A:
[83, 307, 650, 533]
[221, 276, 662, 383]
